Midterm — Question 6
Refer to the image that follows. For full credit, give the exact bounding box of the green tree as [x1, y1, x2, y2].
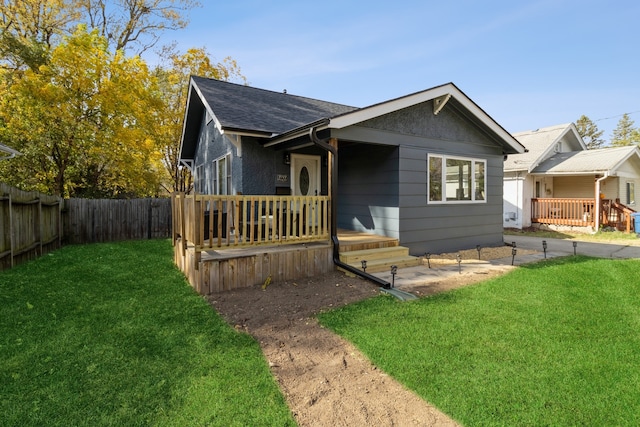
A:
[0, 26, 163, 197]
[152, 46, 245, 193]
[575, 115, 605, 149]
[611, 113, 640, 146]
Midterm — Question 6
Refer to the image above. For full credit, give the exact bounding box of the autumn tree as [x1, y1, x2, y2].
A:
[0, 0, 79, 71]
[0, 0, 200, 70]
[575, 115, 605, 149]
[0, 26, 163, 197]
[79, 0, 201, 55]
[152, 46, 245, 193]
[611, 113, 640, 146]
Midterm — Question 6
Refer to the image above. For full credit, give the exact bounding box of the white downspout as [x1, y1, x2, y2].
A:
[595, 174, 608, 231]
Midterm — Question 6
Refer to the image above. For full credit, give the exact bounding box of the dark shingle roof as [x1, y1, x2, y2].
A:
[192, 76, 358, 135]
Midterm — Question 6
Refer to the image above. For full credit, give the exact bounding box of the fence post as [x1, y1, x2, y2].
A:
[8, 192, 14, 268]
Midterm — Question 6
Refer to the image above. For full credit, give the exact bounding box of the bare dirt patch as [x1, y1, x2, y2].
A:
[209, 246, 529, 426]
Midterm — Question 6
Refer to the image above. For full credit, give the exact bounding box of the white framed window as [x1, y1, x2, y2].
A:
[212, 153, 232, 195]
[195, 164, 205, 193]
[428, 154, 486, 203]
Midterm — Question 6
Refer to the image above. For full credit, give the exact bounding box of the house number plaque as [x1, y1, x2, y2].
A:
[276, 174, 288, 183]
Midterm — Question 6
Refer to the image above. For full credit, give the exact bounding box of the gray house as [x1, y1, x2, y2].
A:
[179, 76, 525, 255]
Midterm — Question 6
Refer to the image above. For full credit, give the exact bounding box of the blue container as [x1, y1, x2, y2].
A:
[633, 213, 640, 234]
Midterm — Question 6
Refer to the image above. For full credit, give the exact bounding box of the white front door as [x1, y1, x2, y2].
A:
[291, 154, 320, 196]
[290, 154, 321, 234]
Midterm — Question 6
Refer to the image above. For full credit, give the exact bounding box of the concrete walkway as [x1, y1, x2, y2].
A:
[508, 235, 640, 259]
[372, 235, 640, 290]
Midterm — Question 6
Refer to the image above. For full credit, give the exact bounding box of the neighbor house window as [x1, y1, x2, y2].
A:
[627, 182, 635, 205]
[428, 154, 486, 203]
[212, 154, 232, 195]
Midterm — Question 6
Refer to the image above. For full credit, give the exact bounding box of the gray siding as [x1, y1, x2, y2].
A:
[335, 100, 507, 254]
[399, 148, 504, 254]
[194, 118, 328, 196]
[337, 144, 399, 238]
[193, 118, 243, 195]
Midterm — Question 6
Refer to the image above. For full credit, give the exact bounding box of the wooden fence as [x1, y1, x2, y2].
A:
[0, 183, 62, 270]
[64, 198, 172, 244]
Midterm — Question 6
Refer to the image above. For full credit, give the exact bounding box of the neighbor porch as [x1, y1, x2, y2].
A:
[531, 198, 636, 232]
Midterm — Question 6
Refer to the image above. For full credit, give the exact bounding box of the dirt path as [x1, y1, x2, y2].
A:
[209, 257, 519, 427]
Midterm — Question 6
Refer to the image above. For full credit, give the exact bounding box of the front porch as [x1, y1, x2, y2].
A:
[531, 198, 636, 232]
[171, 193, 415, 293]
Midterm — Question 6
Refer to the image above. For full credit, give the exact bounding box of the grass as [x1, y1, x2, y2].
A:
[0, 240, 295, 427]
[318, 256, 640, 426]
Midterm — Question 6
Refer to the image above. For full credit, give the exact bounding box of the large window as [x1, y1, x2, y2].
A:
[212, 154, 232, 195]
[428, 154, 486, 203]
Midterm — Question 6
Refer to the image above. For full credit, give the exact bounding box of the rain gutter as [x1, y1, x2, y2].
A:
[309, 126, 391, 289]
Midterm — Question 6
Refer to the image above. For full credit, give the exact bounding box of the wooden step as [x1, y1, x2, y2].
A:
[342, 255, 423, 274]
[339, 244, 422, 274]
[337, 230, 399, 252]
[339, 246, 410, 264]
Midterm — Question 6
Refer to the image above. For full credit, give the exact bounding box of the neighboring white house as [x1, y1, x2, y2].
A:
[503, 123, 640, 230]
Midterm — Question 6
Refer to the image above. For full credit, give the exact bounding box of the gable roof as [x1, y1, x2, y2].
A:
[180, 77, 526, 161]
[504, 123, 586, 172]
[188, 76, 358, 136]
[532, 145, 640, 175]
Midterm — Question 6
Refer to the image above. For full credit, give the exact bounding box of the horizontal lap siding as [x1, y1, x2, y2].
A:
[336, 100, 511, 254]
[337, 144, 399, 238]
[399, 145, 505, 254]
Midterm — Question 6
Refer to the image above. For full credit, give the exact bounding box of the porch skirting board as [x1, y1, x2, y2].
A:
[174, 239, 333, 294]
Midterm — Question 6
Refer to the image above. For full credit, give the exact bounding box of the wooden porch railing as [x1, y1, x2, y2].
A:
[603, 199, 635, 233]
[531, 198, 636, 232]
[172, 193, 330, 250]
[531, 198, 596, 227]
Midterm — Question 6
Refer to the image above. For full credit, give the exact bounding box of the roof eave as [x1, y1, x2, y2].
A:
[263, 118, 330, 147]
[327, 83, 525, 154]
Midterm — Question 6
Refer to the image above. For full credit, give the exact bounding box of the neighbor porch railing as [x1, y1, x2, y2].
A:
[531, 198, 596, 227]
[531, 198, 636, 232]
[171, 193, 330, 250]
[602, 199, 635, 233]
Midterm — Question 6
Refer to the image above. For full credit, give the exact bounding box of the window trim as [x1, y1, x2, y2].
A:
[427, 154, 487, 204]
[212, 153, 232, 195]
[627, 181, 635, 206]
[195, 164, 205, 193]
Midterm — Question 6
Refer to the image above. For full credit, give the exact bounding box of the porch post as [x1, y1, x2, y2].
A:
[329, 138, 338, 237]
[594, 174, 607, 231]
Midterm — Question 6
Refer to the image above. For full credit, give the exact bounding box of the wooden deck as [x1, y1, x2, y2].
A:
[174, 229, 401, 294]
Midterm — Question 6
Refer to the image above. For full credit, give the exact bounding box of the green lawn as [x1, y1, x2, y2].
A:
[0, 240, 295, 427]
[319, 256, 640, 426]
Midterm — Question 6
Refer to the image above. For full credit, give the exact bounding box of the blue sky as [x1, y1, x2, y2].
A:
[160, 0, 640, 142]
